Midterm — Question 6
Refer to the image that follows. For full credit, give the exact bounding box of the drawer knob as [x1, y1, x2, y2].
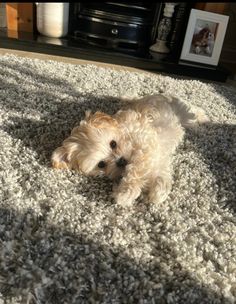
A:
[111, 28, 118, 35]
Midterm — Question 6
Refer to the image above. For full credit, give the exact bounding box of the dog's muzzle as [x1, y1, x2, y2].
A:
[116, 157, 128, 168]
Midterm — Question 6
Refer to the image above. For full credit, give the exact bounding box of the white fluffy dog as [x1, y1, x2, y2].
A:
[51, 94, 208, 207]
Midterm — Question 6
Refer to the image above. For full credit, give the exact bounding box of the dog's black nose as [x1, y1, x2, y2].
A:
[116, 157, 127, 168]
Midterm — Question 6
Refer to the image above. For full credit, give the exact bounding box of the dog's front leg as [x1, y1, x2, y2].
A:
[113, 157, 145, 207]
[148, 173, 172, 204]
[113, 179, 142, 207]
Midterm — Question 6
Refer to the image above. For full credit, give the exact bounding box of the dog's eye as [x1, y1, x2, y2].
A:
[97, 161, 106, 169]
[110, 140, 117, 149]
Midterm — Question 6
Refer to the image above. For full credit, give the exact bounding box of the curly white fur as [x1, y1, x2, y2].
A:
[51, 94, 209, 207]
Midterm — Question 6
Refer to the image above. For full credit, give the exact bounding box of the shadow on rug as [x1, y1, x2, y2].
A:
[0, 206, 229, 304]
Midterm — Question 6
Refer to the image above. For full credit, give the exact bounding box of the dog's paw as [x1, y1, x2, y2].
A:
[205, 46, 211, 54]
[195, 46, 201, 54]
[149, 176, 172, 204]
[114, 191, 134, 208]
[113, 185, 141, 208]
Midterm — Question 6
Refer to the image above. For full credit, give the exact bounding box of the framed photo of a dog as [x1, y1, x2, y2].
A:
[180, 9, 229, 66]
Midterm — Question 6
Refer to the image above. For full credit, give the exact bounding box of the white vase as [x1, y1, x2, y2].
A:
[36, 3, 69, 38]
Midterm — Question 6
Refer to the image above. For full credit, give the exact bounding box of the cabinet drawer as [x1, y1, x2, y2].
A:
[75, 15, 151, 43]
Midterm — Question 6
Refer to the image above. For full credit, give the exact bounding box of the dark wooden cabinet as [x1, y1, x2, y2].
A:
[194, 3, 229, 14]
[1, 2, 231, 81]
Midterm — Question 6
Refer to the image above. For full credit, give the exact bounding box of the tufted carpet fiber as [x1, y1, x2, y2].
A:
[0, 54, 236, 304]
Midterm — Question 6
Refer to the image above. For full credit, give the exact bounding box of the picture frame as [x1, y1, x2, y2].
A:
[180, 9, 229, 66]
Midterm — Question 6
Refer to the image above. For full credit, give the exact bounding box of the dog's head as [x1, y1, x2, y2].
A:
[207, 32, 215, 41]
[51, 111, 133, 180]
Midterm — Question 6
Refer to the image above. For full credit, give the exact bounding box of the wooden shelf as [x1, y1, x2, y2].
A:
[0, 29, 230, 82]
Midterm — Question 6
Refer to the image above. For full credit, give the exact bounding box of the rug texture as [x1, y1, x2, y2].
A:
[0, 54, 235, 304]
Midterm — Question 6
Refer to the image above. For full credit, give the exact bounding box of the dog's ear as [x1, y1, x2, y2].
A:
[51, 138, 80, 170]
[85, 110, 92, 120]
[78, 110, 92, 126]
[51, 146, 70, 169]
[86, 111, 118, 129]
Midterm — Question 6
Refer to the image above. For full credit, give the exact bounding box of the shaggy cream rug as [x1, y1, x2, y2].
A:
[0, 54, 235, 304]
